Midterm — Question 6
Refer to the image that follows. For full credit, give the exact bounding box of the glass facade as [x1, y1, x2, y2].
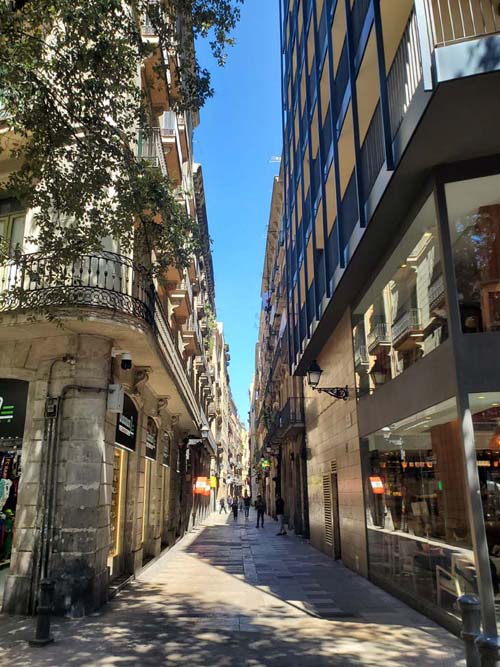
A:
[447, 174, 500, 333]
[352, 195, 447, 396]
[363, 400, 475, 623]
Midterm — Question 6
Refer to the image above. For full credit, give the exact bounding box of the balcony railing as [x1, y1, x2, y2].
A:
[387, 8, 422, 139]
[360, 101, 384, 202]
[139, 127, 167, 177]
[0, 251, 154, 322]
[392, 308, 423, 346]
[424, 0, 500, 47]
[334, 40, 349, 121]
[354, 345, 369, 369]
[428, 274, 446, 311]
[280, 397, 305, 433]
[367, 323, 391, 352]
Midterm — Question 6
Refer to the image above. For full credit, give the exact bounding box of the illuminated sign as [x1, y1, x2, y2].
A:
[369, 476, 385, 494]
[260, 458, 271, 469]
[194, 476, 211, 496]
[0, 379, 29, 441]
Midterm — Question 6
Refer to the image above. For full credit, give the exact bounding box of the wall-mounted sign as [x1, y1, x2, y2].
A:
[0, 379, 29, 441]
[210, 475, 217, 489]
[145, 417, 158, 461]
[194, 477, 211, 496]
[161, 431, 171, 467]
[115, 395, 138, 451]
[369, 476, 385, 494]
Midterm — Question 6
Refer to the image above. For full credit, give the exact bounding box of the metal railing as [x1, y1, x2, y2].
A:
[334, 40, 349, 120]
[341, 170, 359, 252]
[360, 101, 384, 201]
[0, 251, 154, 322]
[424, 0, 500, 47]
[354, 345, 369, 367]
[387, 9, 422, 139]
[280, 397, 305, 430]
[428, 273, 445, 310]
[367, 322, 391, 351]
[392, 308, 422, 344]
[139, 127, 167, 177]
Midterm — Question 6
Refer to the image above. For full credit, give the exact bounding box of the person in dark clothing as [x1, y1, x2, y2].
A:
[275, 494, 287, 535]
[219, 498, 227, 514]
[243, 493, 251, 520]
[232, 496, 239, 521]
[255, 495, 266, 528]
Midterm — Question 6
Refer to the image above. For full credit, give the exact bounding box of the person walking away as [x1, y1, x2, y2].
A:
[219, 497, 227, 514]
[232, 496, 239, 521]
[275, 494, 287, 535]
[227, 495, 233, 510]
[255, 494, 266, 528]
[243, 493, 251, 520]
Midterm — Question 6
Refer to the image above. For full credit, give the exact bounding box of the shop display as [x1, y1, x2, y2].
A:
[0, 450, 21, 564]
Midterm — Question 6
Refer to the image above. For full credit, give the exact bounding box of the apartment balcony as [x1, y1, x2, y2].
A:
[354, 345, 370, 371]
[0, 251, 215, 449]
[139, 127, 167, 178]
[160, 112, 182, 185]
[280, 397, 305, 437]
[428, 274, 446, 313]
[168, 279, 193, 324]
[392, 308, 424, 350]
[367, 323, 391, 354]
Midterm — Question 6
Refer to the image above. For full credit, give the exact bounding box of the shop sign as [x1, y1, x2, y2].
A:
[194, 476, 211, 496]
[210, 475, 217, 489]
[161, 431, 171, 467]
[146, 417, 158, 461]
[115, 395, 138, 451]
[369, 476, 384, 494]
[0, 379, 29, 441]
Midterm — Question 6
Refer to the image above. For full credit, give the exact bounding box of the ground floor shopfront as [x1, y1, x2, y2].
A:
[0, 332, 213, 616]
[302, 160, 500, 633]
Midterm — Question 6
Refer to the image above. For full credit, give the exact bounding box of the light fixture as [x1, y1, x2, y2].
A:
[306, 361, 349, 400]
[200, 425, 210, 440]
[370, 365, 387, 386]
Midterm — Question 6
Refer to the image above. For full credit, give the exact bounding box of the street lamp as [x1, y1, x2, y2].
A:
[200, 425, 210, 440]
[306, 361, 349, 400]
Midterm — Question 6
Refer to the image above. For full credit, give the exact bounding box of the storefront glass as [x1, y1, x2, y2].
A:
[363, 399, 476, 623]
[352, 194, 447, 396]
[446, 173, 500, 333]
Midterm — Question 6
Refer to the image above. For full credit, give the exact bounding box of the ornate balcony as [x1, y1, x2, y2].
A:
[428, 274, 446, 313]
[392, 308, 423, 349]
[354, 345, 370, 371]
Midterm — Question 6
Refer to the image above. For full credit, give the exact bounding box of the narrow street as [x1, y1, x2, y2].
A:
[1, 511, 464, 667]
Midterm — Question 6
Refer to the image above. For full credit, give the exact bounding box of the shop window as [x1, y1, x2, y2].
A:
[352, 194, 447, 396]
[446, 173, 500, 333]
[363, 399, 476, 623]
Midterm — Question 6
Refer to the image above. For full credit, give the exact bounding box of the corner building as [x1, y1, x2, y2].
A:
[0, 15, 222, 615]
[280, 0, 500, 631]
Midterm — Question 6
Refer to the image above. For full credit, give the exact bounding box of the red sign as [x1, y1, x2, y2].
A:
[194, 477, 211, 496]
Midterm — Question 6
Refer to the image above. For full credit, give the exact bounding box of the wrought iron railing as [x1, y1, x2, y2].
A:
[428, 273, 445, 310]
[387, 9, 423, 139]
[280, 397, 305, 430]
[392, 308, 422, 345]
[0, 251, 154, 322]
[354, 345, 369, 368]
[367, 322, 391, 351]
[424, 0, 500, 47]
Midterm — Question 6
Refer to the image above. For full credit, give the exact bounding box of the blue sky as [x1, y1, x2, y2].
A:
[194, 0, 282, 425]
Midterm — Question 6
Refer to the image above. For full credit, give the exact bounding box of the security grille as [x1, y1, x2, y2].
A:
[331, 460, 337, 473]
[323, 474, 333, 546]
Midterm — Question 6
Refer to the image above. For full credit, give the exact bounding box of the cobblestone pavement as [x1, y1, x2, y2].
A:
[0, 512, 465, 666]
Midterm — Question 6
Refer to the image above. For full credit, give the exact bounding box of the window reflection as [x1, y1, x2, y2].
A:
[447, 174, 500, 333]
[353, 195, 447, 396]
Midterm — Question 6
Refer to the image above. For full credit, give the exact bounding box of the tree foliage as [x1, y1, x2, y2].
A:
[0, 0, 242, 280]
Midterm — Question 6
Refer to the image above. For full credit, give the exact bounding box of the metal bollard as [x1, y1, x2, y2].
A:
[29, 578, 55, 646]
[458, 595, 481, 667]
[476, 635, 500, 667]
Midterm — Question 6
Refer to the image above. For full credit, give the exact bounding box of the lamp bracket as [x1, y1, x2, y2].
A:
[315, 385, 349, 400]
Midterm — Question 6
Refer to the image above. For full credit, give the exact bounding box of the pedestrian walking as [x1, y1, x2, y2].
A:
[227, 495, 233, 509]
[255, 494, 266, 528]
[243, 493, 251, 520]
[275, 494, 287, 535]
[219, 497, 227, 514]
[232, 496, 239, 521]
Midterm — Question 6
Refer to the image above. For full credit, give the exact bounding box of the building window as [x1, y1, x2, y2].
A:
[362, 399, 475, 623]
[352, 194, 447, 396]
[446, 173, 500, 333]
